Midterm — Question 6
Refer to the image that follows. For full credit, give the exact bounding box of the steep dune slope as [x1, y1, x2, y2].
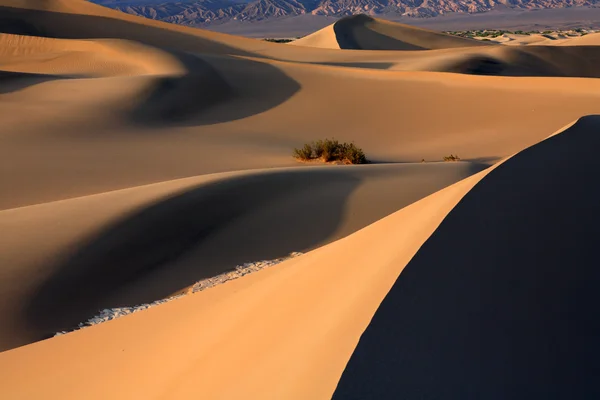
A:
[1, 115, 596, 399]
[292, 14, 489, 50]
[334, 116, 600, 399]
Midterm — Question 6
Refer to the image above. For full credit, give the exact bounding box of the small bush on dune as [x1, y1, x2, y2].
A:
[322, 138, 340, 162]
[312, 139, 325, 158]
[293, 138, 368, 164]
[263, 38, 295, 43]
[340, 142, 367, 164]
[444, 154, 461, 162]
[293, 143, 313, 160]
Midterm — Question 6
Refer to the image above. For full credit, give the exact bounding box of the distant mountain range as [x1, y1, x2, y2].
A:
[92, 0, 600, 26]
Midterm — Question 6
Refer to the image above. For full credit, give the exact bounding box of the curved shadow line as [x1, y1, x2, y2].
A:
[333, 116, 600, 399]
[24, 168, 363, 339]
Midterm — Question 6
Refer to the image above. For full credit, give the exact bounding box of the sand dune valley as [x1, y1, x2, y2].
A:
[1, 0, 600, 398]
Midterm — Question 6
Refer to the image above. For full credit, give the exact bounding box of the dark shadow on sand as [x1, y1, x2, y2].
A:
[333, 15, 426, 50]
[318, 62, 396, 70]
[333, 116, 600, 399]
[444, 47, 600, 78]
[24, 169, 361, 340]
[0, 71, 66, 94]
[129, 52, 301, 126]
[20, 162, 489, 349]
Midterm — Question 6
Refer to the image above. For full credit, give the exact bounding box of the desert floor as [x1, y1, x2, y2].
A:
[1, 1, 600, 398]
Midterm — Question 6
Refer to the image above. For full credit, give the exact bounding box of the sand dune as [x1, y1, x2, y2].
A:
[3, 57, 600, 210]
[556, 31, 600, 45]
[0, 150, 498, 399]
[333, 116, 600, 399]
[490, 33, 555, 46]
[1, 0, 600, 398]
[0, 162, 485, 350]
[0, 33, 184, 76]
[292, 14, 489, 50]
[1, 115, 596, 399]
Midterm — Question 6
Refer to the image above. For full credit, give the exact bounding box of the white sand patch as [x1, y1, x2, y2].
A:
[54, 252, 303, 336]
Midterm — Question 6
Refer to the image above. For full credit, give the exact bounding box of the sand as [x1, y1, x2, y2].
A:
[0, 0, 600, 398]
[291, 15, 489, 50]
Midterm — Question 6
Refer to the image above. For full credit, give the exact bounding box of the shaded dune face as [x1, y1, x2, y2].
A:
[446, 55, 507, 75]
[330, 14, 488, 50]
[23, 169, 361, 340]
[333, 116, 600, 399]
[0, 16, 42, 35]
[334, 15, 430, 50]
[332, 15, 426, 50]
[129, 54, 301, 126]
[129, 53, 235, 124]
[0, 163, 485, 351]
[0, 70, 62, 94]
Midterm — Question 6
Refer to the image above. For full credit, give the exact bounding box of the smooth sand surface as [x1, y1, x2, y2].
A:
[1, 0, 600, 398]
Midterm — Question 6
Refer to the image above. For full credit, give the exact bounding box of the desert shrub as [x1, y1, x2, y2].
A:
[293, 139, 368, 164]
[263, 38, 294, 43]
[293, 143, 313, 160]
[321, 138, 340, 162]
[312, 139, 325, 158]
[443, 154, 461, 162]
[343, 143, 367, 164]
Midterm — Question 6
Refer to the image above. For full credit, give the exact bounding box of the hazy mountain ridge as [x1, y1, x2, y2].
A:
[94, 0, 600, 25]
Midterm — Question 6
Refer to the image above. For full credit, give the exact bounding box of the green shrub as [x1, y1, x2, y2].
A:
[293, 139, 368, 164]
[443, 154, 461, 162]
[263, 38, 295, 43]
[312, 139, 325, 158]
[322, 138, 340, 162]
[293, 143, 313, 160]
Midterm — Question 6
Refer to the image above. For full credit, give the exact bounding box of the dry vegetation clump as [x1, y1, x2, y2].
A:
[263, 37, 301, 43]
[443, 154, 461, 162]
[293, 139, 368, 164]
